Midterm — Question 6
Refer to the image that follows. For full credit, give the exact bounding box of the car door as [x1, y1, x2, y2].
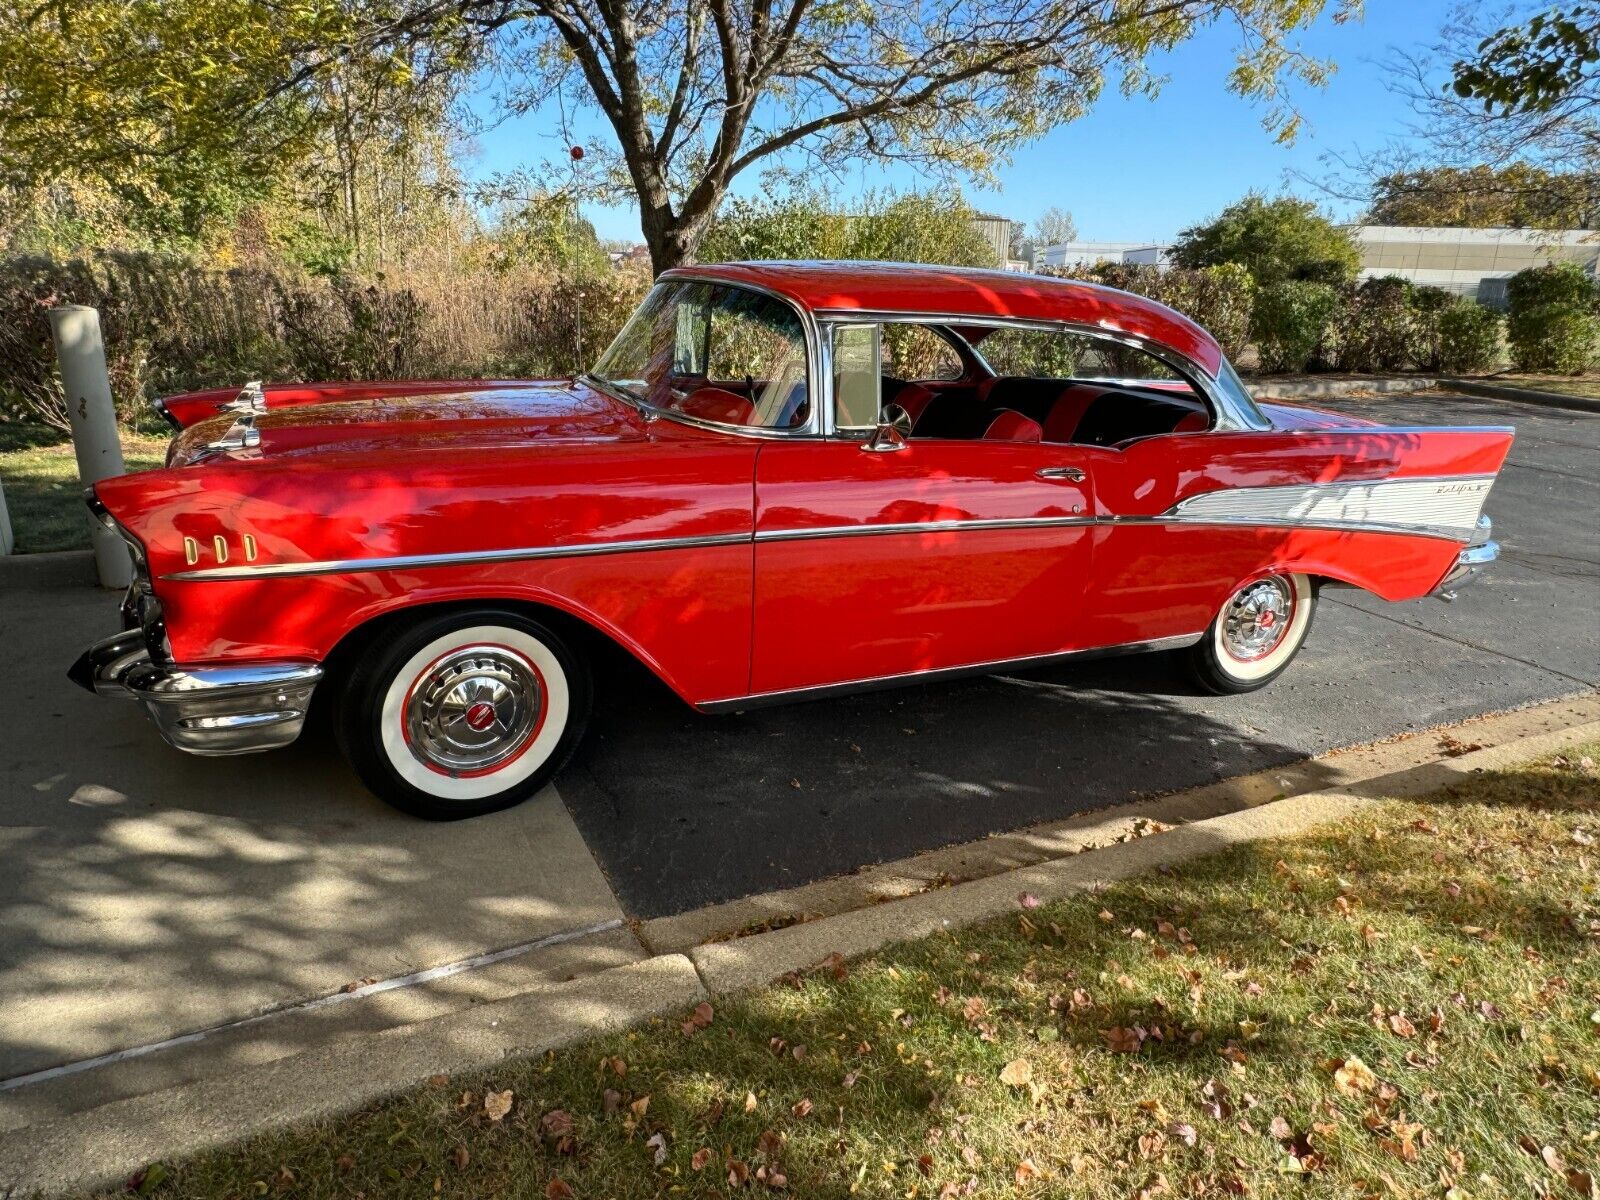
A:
[748, 322, 1097, 697]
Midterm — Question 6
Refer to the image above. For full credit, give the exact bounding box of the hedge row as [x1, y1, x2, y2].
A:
[0, 252, 650, 430]
[1055, 259, 1597, 377]
[1250, 277, 1508, 376]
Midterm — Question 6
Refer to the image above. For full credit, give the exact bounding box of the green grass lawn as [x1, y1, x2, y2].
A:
[1494, 374, 1600, 400]
[99, 748, 1600, 1200]
[0, 422, 167, 553]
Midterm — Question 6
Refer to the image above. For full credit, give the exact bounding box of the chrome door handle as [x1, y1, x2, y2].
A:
[1036, 466, 1086, 482]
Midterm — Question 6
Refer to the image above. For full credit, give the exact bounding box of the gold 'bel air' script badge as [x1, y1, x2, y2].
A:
[1434, 481, 1490, 495]
[183, 534, 258, 566]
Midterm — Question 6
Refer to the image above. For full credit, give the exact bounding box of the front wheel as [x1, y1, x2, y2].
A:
[1187, 573, 1316, 694]
[337, 609, 591, 820]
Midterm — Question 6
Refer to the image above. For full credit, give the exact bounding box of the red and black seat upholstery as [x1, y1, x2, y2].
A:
[1069, 390, 1209, 446]
[983, 409, 1043, 442]
[888, 383, 937, 424]
[1040, 383, 1115, 443]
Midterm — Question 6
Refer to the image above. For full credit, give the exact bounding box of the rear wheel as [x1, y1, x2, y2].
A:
[1187, 573, 1315, 694]
[337, 609, 591, 820]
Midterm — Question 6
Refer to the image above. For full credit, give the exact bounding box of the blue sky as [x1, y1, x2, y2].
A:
[463, 1, 1459, 245]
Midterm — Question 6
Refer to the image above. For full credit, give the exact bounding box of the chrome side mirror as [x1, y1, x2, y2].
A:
[861, 403, 912, 453]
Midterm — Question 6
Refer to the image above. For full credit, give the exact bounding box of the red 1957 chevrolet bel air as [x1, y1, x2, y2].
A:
[71, 261, 1509, 819]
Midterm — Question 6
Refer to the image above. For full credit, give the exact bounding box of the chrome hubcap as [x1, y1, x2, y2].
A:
[404, 646, 541, 774]
[1222, 577, 1293, 662]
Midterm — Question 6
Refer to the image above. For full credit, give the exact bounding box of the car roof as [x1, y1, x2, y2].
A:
[662, 260, 1223, 377]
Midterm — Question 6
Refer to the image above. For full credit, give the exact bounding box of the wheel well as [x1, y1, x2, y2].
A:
[315, 598, 669, 708]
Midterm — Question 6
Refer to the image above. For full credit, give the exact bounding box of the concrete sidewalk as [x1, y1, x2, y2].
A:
[0, 585, 635, 1087]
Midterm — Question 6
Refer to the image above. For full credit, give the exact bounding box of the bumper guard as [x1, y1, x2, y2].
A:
[1432, 515, 1498, 602]
[69, 632, 322, 756]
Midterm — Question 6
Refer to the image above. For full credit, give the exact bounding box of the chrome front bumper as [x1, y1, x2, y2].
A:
[69, 631, 322, 756]
[1432, 516, 1499, 602]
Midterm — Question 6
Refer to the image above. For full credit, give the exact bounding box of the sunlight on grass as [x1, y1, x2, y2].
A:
[95, 748, 1600, 1199]
[0, 423, 167, 552]
[1496, 374, 1600, 400]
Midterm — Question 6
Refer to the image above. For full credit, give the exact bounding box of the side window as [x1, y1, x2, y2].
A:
[977, 327, 1186, 385]
[832, 323, 882, 430]
[899, 324, 1210, 446]
[883, 324, 963, 381]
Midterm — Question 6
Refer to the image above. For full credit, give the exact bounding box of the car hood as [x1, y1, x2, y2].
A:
[168, 380, 646, 467]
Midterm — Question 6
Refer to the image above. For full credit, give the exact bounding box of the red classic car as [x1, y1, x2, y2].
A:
[71, 262, 1510, 819]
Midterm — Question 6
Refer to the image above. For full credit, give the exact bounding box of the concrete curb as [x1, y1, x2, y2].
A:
[0, 548, 97, 589]
[1441, 378, 1600, 415]
[0, 954, 707, 1198]
[1248, 377, 1436, 401]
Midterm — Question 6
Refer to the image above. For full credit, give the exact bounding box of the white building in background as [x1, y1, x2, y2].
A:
[1035, 240, 1172, 270]
[1348, 225, 1598, 306]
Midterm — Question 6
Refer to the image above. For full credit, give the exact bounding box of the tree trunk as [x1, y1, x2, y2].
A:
[642, 204, 724, 275]
[641, 211, 690, 276]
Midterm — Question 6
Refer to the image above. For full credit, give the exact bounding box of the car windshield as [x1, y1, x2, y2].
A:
[589, 280, 811, 430]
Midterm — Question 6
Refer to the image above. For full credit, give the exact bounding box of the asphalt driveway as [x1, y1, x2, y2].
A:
[558, 392, 1600, 916]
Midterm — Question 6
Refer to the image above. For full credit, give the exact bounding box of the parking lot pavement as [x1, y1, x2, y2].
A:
[559, 393, 1599, 918]
[0, 585, 632, 1082]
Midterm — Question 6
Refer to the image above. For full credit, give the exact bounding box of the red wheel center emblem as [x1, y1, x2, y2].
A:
[1258, 610, 1277, 629]
[464, 702, 497, 732]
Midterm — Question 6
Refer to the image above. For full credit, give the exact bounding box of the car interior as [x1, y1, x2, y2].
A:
[876, 322, 1211, 447]
[883, 375, 1210, 446]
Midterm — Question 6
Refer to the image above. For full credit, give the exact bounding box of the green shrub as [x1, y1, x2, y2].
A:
[1170, 194, 1360, 286]
[1250, 280, 1339, 374]
[1436, 301, 1503, 374]
[1505, 262, 1599, 373]
[1405, 285, 1457, 372]
[1327, 276, 1416, 373]
[1508, 302, 1599, 372]
[1506, 261, 1597, 310]
[1046, 261, 1256, 360]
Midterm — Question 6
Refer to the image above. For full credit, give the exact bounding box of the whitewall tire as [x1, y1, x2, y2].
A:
[337, 609, 591, 820]
[1188, 573, 1316, 694]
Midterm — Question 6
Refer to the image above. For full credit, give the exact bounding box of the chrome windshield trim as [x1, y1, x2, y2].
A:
[159, 531, 753, 582]
[577, 372, 648, 417]
[698, 632, 1205, 712]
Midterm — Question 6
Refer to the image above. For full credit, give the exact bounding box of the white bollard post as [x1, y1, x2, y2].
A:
[49, 305, 132, 589]
[0, 476, 14, 555]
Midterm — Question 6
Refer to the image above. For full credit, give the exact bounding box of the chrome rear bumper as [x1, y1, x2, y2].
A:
[69, 631, 322, 756]
[1432, 515, 1498, 602]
